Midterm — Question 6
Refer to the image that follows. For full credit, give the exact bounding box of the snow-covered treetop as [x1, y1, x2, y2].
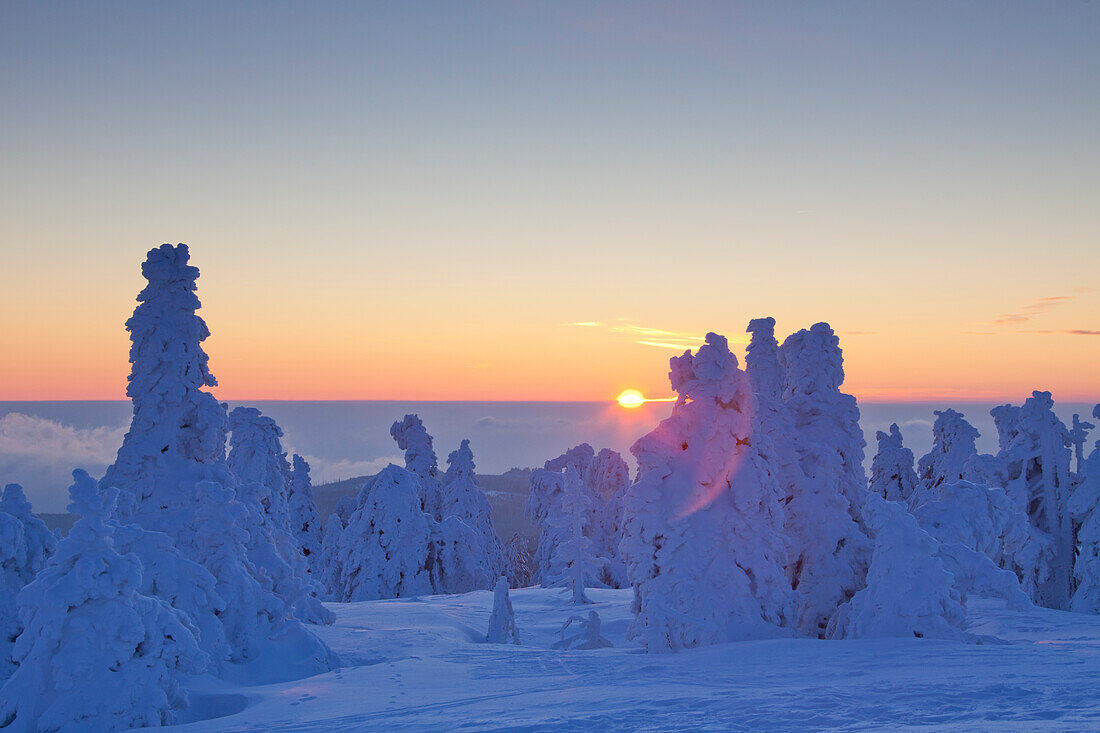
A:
[544, 443, 595, 475]
[1, 484, 33, 519]
[870, 423, 919, 505]
[390, 414, 438, 480]
[669, 332, 751, 408]
[779, 322, 844, 399]
[746, 316, 784, 401]
[291, 454, 311, 482]
[228, 407, 291, 493]
[444, 439, 476, 485]
[918, 409, 980, 489]
[127, 243, 216, 399]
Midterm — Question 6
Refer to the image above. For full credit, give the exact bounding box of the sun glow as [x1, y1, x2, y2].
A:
[616, 389, 646, 408]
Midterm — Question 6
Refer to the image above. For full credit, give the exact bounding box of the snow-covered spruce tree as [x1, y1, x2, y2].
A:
[1071, 414, 1100, 613]
[228, 407, 331, 625]
[827, 495, 972, 642]
[917, 409, 981, 492]
[870, 423, 920, 506]
[988, 392, 1075, 610]
[430, 515, 495, 595]
[288, 454, 323, 578]
[334, 465, 434, 601]
[588, 448, 630, 588]
[0, 484, 56, 680]
[778, 323, 871, 636]
[100, 243, 236, 530]
[621, 333, 796, 652]
[318, 495, 357, 601]
[504, 533, 533, 588]
[440, 439, 506, 584]
[525, 443, 630, 589]
[485, 577, 519, 644]
[526, 444, 592, 586]
[544, 463, 601, 604]
[0, 471, 207, 731]
[745, 316, 784, 401]
[391, 414, 443, 521]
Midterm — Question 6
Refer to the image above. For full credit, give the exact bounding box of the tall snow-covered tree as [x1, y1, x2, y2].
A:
[588, 448, 630, 588]
[440, 439, 506, 584]
[917, 409, 980, 492]
[526, 444, 592, 585]
[287, 454, 323, 577]
[0, 472, 208, 731]
[779, 323, 871, 636]
[391, 414, 443, 521]
[621, 333, 796, 651]
[485, 577, 519, 645]
[100, 243, 235, 530]
[745, 316, 784, 401]
[869, 423, 920, 506]
[1070, 414, 1100, 613]
[988, 392, 1075, 610]
[318, 495, 357, 600]
[827, 496, 972, 642]
[1, 483, 56, 579]
[334, 465, 434, 601]
[544, 463, 601, 604]
[228, 406, 293, 533]
[1069, 413, 1095, 476]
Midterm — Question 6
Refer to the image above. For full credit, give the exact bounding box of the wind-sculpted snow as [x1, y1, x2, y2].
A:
[0, 471, 207, 731]
[869, 423, 919, 506]
[622, 333, 796, 651]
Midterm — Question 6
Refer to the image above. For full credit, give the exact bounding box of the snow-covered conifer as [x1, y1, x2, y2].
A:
[746, 316, 784, 401]
[100, 244, 235, 529]
[1070, 410, 1100, 613]
[779, 323, 871, 636]
[504, 533, 533, 588]
[988, 392, 1075, 609]
[917, 409, 980, 492]
[526, 444, 592, 585]
[228, 407, 293, 533]
[621, 333, 796, 651]
[0, 484, 55, 680]
[485, 577, 519, 644]
[544, 464, 601, 604]
[1069, 413, 1095, 476]
[440, 439, 506, 584]
[1, 483, 56, 578]
[869, 424, 920, 506]
[287, 454, 323, 577]
[827, 496, 972, 642]
[317, 496, 356, 601]
[334, 465, 434, 601]
[0, 471, 207, 731]
[588, 448, 630, 588]
[391, 414, 443, 520]
[429, 516, 495, 594]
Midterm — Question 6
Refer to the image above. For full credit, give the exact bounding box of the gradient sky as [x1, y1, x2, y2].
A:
[1, 1, 1097, 402]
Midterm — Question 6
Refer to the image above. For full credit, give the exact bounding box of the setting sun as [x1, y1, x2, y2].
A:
[616, 389, 646, 408]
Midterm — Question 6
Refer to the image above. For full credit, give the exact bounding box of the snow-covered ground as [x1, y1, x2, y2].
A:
[170, 588, 1100, 732]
